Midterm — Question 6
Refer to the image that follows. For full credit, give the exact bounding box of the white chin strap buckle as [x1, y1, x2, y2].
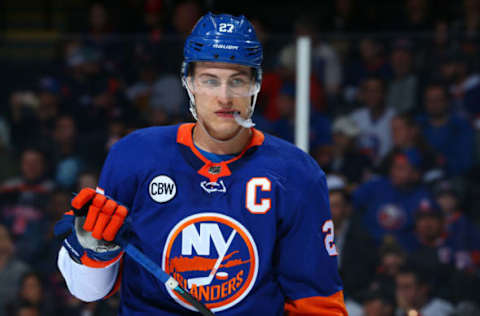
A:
[234, 111, 255, 128]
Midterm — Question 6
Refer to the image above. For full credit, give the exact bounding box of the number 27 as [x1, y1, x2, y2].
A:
[219, 23, 234, 33]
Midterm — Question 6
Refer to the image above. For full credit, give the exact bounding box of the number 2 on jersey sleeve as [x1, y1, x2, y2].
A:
[322, 219, 338, 256]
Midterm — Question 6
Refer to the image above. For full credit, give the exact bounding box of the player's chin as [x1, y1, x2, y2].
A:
[210, 121, 243, 140]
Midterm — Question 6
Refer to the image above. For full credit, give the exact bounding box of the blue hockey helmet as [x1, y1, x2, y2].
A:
[182, 12, 263, 83]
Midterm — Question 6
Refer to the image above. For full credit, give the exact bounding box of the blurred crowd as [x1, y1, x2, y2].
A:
[1, 0, 480, 315]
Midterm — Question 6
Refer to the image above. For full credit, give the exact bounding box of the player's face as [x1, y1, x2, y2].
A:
[190, 62, 254, 140]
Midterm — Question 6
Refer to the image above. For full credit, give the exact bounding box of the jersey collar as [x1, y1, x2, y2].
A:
[177, 123, 264, 182]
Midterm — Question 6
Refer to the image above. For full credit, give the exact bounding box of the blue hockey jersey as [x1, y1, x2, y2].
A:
[97, 123, 346, 315]
[352, 177, 432, 244]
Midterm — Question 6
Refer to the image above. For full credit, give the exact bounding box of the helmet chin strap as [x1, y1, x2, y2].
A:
[183, 77, 259, 143]
[234, 82, 260, 128]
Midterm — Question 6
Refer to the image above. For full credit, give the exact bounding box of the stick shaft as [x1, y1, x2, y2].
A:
[123, 243, 215, 316]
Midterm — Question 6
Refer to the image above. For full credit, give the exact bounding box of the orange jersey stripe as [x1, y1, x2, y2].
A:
[284, 290, 347, 316]
[176, 123, 265, 182]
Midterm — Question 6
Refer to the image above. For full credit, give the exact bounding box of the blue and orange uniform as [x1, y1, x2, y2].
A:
[82, 123, 346, 315]
[56, 12, 347, 315]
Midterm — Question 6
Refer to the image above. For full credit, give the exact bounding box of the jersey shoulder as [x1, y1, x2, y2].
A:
[258, 132, 325, 184]
[112, 124, 179, 152]
[104, 124, 180, 172]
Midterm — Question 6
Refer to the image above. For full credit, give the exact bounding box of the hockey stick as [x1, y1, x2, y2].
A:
[71, 197, 215, 316]
[117, 237, 215, 316]
[188, 230, 236, 289]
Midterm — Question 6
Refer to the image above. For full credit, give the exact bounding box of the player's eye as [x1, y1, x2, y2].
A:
[229, 78, 248, 87]
[201, 78, 220, 87]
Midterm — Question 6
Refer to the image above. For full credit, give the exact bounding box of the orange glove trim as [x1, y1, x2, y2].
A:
[80, 250, 124, 268]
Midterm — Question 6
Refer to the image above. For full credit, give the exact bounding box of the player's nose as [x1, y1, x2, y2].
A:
[216, 84, 234, 104]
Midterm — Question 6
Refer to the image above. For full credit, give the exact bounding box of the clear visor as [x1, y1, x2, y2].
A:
[184, 75, 259, 98]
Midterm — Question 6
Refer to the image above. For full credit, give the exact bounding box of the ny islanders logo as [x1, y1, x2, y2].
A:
[377, 204, 407, 230]
[162, 213, 258, 312]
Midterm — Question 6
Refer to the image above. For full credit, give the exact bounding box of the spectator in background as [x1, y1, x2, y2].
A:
[10, 301, 39, 316]
[433, 180, 480, 271]
[395, 265, 454, 316]
[146, 0, 204, 74]
[51, 115, 84, 189]
[421, 20, 453, 77]
[62, 45, 129, 133]
[277, 15, 342, 99]
[393, 0, 432, 32]
[76, 170, 98, 192]
[34, 190, 70, 278]
[353, 150, 432, 244]
[327, 175, 377, 300]
[379, 113, 439, 179]
[249, 17, 285, 72]
[126, 61, 158, 114]
[0, 114, 15, 183]
[148, 72, 186, 119]
[323, 116, 373, 187]
[400, 202, 457, 297]
[350, 76, 396, 164]
[134, 0, 188, 75]
[36, 76, 62, 140]
[8, 91, 41, 151]
[83, 2, 121, 72]
[386, 39, 419, 114]
[343, 38, 392, 103]
[6, 272, 57, 315]
[86, 3, 112, 39]
[0, 225, 30, 316]
[404, 202, 446, 253]
[323, 0, 363, 33]
[126, 61, 186, 124]
[0, 148, 53, 264]
[267, 83, 331, 147]
[104, 119, 128, 153]
[8, 77, 62, 153]
[448, 56, 480, 118]
[170, 0, 203, 39]
[259, 43, 326, 121]
[401, 200, 480, 302]
[0, 115, 9, 151]
[374, 241, 408, 297]
[141, 0, 166, 39]
[452, 0, 480, 39]
[361, 286, 396, 316]
[417, 83, 474, 176]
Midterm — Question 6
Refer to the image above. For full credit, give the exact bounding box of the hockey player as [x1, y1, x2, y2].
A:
[55, 13, 347, 315]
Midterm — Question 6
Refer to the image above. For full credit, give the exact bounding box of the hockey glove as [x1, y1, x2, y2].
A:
[54, 188, 129, 268]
